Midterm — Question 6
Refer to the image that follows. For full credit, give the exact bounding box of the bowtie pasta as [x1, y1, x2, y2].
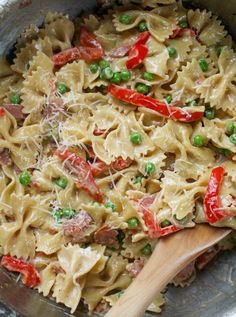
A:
[0, 0, 236, 314]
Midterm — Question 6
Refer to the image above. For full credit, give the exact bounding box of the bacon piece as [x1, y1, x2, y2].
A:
[174, 261, 195, 282]
[91, 157, 133, 177]
[43, 102, 64, 118]
[126, 259, 145, 278]
[109, 44, 132, 58]
[94, 224, 119, 248]
[94, 301, 110, 314]
[63, 211, 93, 243]
[3, 104, 25, 120]
[0, 148, 12, 166]
[196, 245, 220, 270]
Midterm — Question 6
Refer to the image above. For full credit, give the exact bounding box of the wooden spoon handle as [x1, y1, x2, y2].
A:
[105, 226, 230, 317]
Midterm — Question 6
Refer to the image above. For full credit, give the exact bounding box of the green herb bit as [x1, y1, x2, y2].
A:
[19, 171, 31, 186]
[127, 217, 139, 229]
[54, 178, 68, 189]
[105, 201, 117, 212]
[160, 219, 171, 228]
[130, 131, 142, 145]
[141, 243, 152, 256]
[193, 135, 205, 147]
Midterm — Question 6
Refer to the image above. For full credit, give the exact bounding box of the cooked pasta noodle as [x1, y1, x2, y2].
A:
[0, 0, 236, 314]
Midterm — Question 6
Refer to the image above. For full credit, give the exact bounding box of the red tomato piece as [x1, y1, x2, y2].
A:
[126, 44, 148, 70]
[204, 166, 231, 223]
[52, 47, 81, 67]
[109, 84, 204, 122]
[1, 255, 41, 288]
[0, 107, 6, 116]
[55, 148, 103, 202]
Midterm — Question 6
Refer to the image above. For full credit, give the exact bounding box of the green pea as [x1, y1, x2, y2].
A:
[138, 21, 148, 32]
[226, 121, 235, 135]
[143, 72, 154, 81]
[230, 133, 236, 145]
[167, 47, 177, 58]
[121, 69, 131, 82]
[216, 148, 233, 156]
[144, 162, 156, 176]
[54, 178, 68, 189]
[199, 59, 209, 72]
[99, 59, 110, 70]
[141, 243, 152, 256]
[10, 93, 21, 104]
[193, 135, 205, 147]
[187, 100, 198, 107]
[134, 175, 144, 184]
[105, 201, 116, 212]
[165, 95, 172, 104]
[204, 108, 215, 120]
[111, 72, 122, 84]
[53, 208, 64, 224]
[130, 131, 142, 145]
[57, 82, 68, 95]
[100, 67, 114, 80]
[135, 83, 150, 95]
[62, 207, 76, 219]
[178, 20, 188, 29]
[90, 62, 99, 74]
[160, 219, 171, 228]
[19, 171, 31, 186]
[127, 217, 139, 229]
[119, 14, 131, 25]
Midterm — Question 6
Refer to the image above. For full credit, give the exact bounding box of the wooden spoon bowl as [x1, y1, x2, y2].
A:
[105, 225, 231, 317]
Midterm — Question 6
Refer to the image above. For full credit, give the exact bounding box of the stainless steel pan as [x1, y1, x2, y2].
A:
[1, 0, 236, 316]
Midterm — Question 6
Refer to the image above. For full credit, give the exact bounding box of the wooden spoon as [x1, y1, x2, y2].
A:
[105, 224, 231, 317]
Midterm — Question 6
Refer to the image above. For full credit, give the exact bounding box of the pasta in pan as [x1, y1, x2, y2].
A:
[0, 0, 236, 314]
